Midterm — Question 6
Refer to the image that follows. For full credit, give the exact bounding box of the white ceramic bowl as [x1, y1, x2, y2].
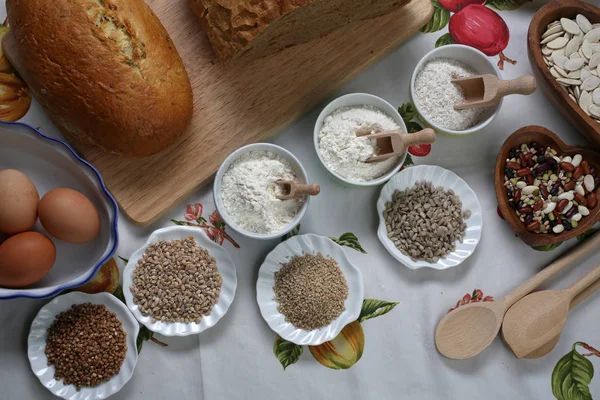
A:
[28, 292, 139, 400]
[376, 165, 483, 270]
[0, 121, 118, 299]
[410, 44, 503, 136]
[214, 143, 310, 240]
[313, 93, 408, 187]
[122, 226, 237, 336]
[256, 233, 364, 346]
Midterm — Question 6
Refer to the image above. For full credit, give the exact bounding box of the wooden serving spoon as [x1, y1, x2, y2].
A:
[435, 232, 600, 360]
[275, 180, 320, 200]
[356, 128, 436, 163]
[502, 263, 600, 360]
[452, 75, 536, 110]
[507, 277, 600, 359]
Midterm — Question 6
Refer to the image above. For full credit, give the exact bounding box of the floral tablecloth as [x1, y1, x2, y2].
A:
[1, 1, 600, 399]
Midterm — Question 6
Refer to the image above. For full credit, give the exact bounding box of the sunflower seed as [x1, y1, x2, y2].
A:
[577, 14, 592, 34]
[562, 18, 582, 35]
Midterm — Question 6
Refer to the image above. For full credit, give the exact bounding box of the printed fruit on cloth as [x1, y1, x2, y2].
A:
[74, 258, 120, 294]
[0, 72, 31, 122]
[438, 0, 485, 13]
[309, 321, 364, 370]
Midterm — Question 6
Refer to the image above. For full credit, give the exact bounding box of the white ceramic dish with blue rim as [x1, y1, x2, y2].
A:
[28, 291, 139, 400]
[214, 142, 311, 240]
[410, 44, 503, 136]
[313, 93, 407, 187]
[0, 121, 118, 299]
[376, 165, 483, 270]
[122, 226, 238, 337]
[256, 233, 364, 346]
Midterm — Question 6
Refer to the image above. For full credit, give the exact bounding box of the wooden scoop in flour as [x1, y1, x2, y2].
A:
[275, 180, 320, 200]
[356, 128, 436, 163]
[501, 263, 600, 360]
[452, 75, 536, 110]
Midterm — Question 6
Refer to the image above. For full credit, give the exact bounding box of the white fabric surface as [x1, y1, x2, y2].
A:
[1, 1, 600, 399]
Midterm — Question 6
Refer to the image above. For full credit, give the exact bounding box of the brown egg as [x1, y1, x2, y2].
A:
[0, 232, 56, 288]
[0, 169, 39, 234]
[38, 188, 101, 244]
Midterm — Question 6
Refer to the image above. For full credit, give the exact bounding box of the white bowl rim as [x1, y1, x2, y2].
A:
[409, 44, 503, 136]
[376, 164, 483, 270]
[213, 142, 310, 240]
[122, 225, 238, 336]
[256, 233, 365, 346]
[0, 121, 119, 300]
[313, 93, 408, 187]
[27, 291, 139, 400]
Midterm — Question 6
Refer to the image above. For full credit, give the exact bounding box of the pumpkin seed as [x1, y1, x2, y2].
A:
[589, 53, 600, 68]
[581, 76, 600, 91]
[565, 36, 582, 56]
[584, 28, 600, 43]
[561, 18, 582, 35]
[547, 36, 569, 49]
[568, 69, 581, 79]
[593, 88, 600, 105]
[576, 14, 592, 34]
[581, 68, 593, 80]
[556, 78, 582, 86]
[541, 31, 564, 45]
[555, 66, 570, 77]
[550, 67, 561, 78]
[552, 53, 568, 69]
[543, 24, 564, 38]
[565, 58, 585, 71]
[575, 85, 581, 99]
[542, 45, 553, 56]
[589, 104, 600, 118]
[569, 93, 577, 102]
[582, 40, 593, 59]
[579, 90, 592, 114]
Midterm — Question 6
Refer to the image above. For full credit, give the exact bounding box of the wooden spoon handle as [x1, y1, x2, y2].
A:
[497, 76, 537, 97]
[401, 128, 436, 147]
[294, 184, 320, 196]
[572, 278, 600, 309]
[503, 232, 600, 308]
[567, 263, 600, 299]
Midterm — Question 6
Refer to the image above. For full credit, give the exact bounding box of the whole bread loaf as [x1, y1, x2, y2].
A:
[6, 0, 193, 156]
[189, 0, 410, 64]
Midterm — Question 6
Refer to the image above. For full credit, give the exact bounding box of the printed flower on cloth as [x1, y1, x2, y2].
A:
[422, 0, 532, 69]
[172, 203, 240, 248]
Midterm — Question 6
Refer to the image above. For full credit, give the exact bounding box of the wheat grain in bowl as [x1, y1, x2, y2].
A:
[130, 237, 222, 324]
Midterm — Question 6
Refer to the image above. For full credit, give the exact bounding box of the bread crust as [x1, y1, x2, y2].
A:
[7, 0, 194, 156]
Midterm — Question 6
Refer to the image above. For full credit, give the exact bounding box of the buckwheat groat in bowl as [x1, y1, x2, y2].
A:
[123, 226, 237, 336]
[410, 45, 503, 136]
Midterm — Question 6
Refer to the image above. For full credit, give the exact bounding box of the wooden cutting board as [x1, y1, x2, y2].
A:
[4, 0, 433, 226]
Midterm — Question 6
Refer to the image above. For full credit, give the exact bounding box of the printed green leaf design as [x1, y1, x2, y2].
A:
[137, 326, 154, 354]
[486, 0, 531, 11]
[112, 283, 126, 304]
[578, 228, 598, 242]
[532, 242, 563, 252]
[358, 299, 399, 323]
[398, 102, 417, 123]
[171, 219, 189, 226]
[282, 224, 301, 242]
[406, 121, 423, 134]
[274, 335, 303, 370]
[552, 342, 594, 400]
[435, 33, 455, 48]
[118, 256, 129, 265]
[420, 0, 450, 33]
[403, 153, 414, 168]
[330, 233, 367, 254]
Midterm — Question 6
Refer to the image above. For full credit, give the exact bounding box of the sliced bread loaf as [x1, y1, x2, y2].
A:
[189, 0, 410, 64]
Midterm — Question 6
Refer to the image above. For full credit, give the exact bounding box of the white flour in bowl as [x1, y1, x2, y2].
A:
[318, 105, 401, 182]
[221, 150, 301, 234]
[414, 57, 485, 131]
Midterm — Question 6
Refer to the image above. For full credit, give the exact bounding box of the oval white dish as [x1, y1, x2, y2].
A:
[28, 292, 139, 400]
[213, 142, 311, 240]
[376, 165, 483, 270]
[256, 233, 364, 346]
[122, 226, 238, 337]
[0, 121, 118, 299]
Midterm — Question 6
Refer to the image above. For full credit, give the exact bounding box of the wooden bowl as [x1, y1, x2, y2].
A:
[495, 125, 600, 247]
[527, 0, 600, 148]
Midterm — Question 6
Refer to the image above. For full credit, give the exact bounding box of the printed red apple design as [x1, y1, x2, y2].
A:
[422, 0, 521, 70]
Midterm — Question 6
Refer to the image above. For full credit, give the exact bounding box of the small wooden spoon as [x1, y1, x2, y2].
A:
[452, 75, 536, 110]
[510, 277, 600, 359]
[275, 180, 320, 200]
[356, 128, 436, 163]
[502, 263, 600, 360]
[435, 232, 600, 360]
